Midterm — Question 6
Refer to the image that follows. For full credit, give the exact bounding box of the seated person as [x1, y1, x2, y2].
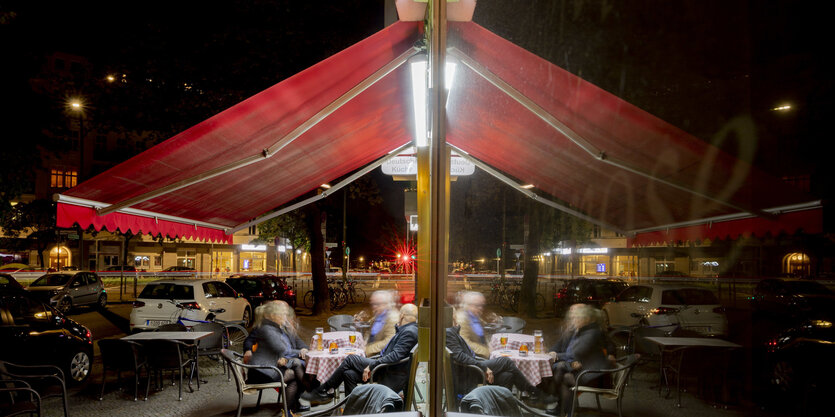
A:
[245, 302, 309, 413]
[455, 291, 490, 358]
[546, 303, 612, 416]
[446, 314, 544, 402]
[302, 303, 418, 404]
[357, 290, 400, 357]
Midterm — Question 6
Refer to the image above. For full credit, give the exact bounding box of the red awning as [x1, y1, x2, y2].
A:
[627, 208, 823, 246]
[57, 21, 821, 243]
[57, 22, 421, 240]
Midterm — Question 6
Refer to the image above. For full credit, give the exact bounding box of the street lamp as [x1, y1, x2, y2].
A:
[68, 98, 84, 181]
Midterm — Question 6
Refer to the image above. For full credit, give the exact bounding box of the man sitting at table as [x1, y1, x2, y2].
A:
[302, 303, 418, 404]
[446, 314, 545, 403]
[455, 291, 490, 358]
[356, 290, 400, 357]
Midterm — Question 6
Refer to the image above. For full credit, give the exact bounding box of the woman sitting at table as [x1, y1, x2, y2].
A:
[245, 301, 309, 413]
[546, 303, 612, 417]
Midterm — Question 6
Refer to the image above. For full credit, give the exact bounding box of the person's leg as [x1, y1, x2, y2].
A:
[486, 357, 537, 392]
[281, 368, 301, 411]
[560, 373, 577, 416]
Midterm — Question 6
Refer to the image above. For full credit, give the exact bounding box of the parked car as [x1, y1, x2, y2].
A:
[602, 284, 727, 336]
[104, 265, 137, 272]
[268, 276, 297, 307]
[0, 273, 24, 290]
[656, 270, 689, 277]
[226, 275, 285, 308]
[129, 279, 251, 332]
[554, 278, 628, 316]
[163, 266, 195, 272]
[0, 288, 94, 384]
[758, 302, 835, 412]
[26, 272, 107, 313]
[752, 278, 835, 316]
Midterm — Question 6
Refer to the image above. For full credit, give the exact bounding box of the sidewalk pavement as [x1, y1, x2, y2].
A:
[44, 354, 790, 417]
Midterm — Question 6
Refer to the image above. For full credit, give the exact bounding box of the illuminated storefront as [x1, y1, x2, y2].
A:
[239, 244, 267, 272]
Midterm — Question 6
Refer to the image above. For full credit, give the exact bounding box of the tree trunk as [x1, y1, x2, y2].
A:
[306, 204, 330, 315]
[520, 202, 542, 318]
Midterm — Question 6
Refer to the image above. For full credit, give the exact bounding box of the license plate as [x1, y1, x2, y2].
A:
[683, 326, 710, 334]
[147, 320, 170, 327]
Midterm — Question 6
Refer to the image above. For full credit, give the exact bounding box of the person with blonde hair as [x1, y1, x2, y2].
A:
[545, 303, 611, 416]
[357, 290, 399, 356]
[454, 291, 490, 358]
[245, 301, 310, 413]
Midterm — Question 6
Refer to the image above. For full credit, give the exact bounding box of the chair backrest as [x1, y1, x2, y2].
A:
[156, 323, 187, 332]
[633, 326, 667, 357]
[192, 322, 225, 351]
[221, 349, 246, 394]
[327, 314, 355, 332]
[143, 340, 186, 368]
[610, 354, 641, 394]
[443, 347, 457, 411]
[98, 339, 142, 369]
[502, 316, 526, 333]
[403, 344, 419, 411]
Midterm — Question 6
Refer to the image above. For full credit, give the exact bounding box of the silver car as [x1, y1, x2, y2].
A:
[26, 272, 107, 313]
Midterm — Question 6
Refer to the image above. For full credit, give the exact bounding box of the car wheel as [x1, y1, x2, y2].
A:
[67, 349, 92, 385]
[771, 359, 796, 393]
[241, 307, 252, 328]
[96, 293, 107, 310]
[59, 297, 73, 314]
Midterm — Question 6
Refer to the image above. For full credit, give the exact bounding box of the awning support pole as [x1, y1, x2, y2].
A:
[97, 46, 421, 217]
[449, 144, 627, 235]
[228, 142, 414, 233]
[448, 47, 774, 220]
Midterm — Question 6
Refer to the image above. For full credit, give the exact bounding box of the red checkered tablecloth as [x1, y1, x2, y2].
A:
[305, 348, 366, 383]
[489, 350, 553, 386]
[489, 333, 534, 351]
[310, 331, 365, 351]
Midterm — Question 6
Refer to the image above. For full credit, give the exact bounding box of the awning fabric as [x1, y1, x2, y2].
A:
[57, 21, 821, 244]
[57, 22, 421, 240]
[627, 208, 823, 247]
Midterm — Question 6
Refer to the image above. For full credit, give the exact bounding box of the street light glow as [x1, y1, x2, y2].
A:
[106, 74, 116, 82]
[771, 104, 792, 111]
[69, 100, 82, 110]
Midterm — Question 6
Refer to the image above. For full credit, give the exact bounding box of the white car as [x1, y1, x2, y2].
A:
[602, 284, 727, 336]
[129, 279, 251, 332]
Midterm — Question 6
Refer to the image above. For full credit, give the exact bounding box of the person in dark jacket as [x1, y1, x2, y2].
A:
[446, 322, 542, 401]
[302, 303, 419, 403]
[546, 303, 612, 416]
[245, 301, 309, 412]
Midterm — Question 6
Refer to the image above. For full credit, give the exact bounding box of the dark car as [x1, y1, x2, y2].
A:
[26, 272, 107, 313]
[0, 273, 24, 290]
[226, 275, 296, 308]
[104, 265, 137, 272]
[0, 289, 94, 385]
[163, 266, 196, 272]
[758, 303, 835, 413]
[656, 270, 688, 277]
[752, 278, 835, 316]
[554, 278, 628, 316]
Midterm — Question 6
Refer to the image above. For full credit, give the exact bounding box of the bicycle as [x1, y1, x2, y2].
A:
[304, 279, 348, 310]
[167, 301, 250, 353]
[500, 281, 546, 313]
[345, 278, 366, 304]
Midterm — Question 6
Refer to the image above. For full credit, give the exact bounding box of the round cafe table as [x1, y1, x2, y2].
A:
[310, 331, 365, 350]
[489, 349, 553, 386]
[305, 347, 366, 383]
[489, 333, 534, 351]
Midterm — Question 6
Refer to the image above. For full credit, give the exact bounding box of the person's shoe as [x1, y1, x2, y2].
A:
[301, 388, 332, 406]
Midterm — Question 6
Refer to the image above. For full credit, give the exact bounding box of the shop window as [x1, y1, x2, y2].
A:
[177, 249, 196, 269]
[783, 252, 810, 277]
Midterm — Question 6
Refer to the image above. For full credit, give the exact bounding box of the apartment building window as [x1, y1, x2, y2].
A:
[50, 169, 78, 188]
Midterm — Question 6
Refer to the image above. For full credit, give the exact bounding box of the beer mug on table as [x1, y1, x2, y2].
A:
[315, 327, 324, 351]
[499, 334, 508, 350]
[533, 330, 543, 353]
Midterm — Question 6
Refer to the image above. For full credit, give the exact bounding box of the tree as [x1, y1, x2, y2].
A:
[0, 199, 58, 267]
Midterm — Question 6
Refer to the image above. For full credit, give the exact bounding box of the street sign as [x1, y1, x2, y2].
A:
[325, 242, 338, 248]
[509, 244, 524, 250]
[345, 247, 350, 255]
[496, 248, 501, 257]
